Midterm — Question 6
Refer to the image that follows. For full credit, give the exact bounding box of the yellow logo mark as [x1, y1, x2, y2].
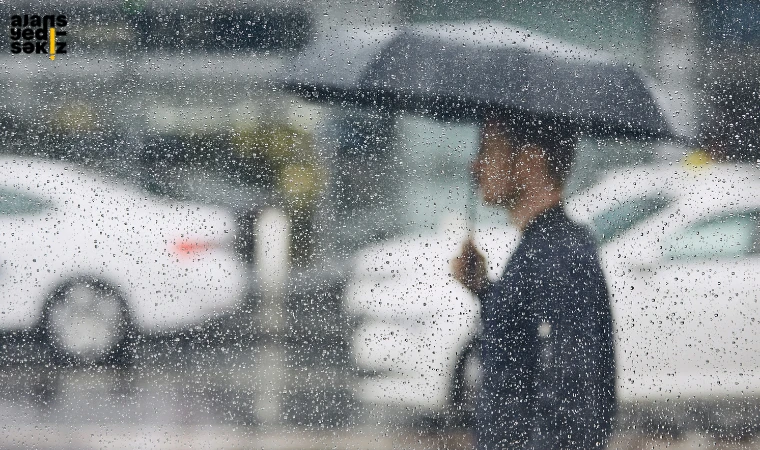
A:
[49, 28, 55, 60]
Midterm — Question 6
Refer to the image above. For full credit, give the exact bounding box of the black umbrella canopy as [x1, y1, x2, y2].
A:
[281, 22, 676, 139]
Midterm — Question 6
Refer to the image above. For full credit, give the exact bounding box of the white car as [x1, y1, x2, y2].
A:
[0, 156, 246, 364]
[567, 161, 760, 402]
[344, 160, 760, 418]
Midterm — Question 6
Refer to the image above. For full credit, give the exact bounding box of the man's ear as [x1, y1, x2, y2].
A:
[514, 145, 540, 174]
[515, 145, 554, 187]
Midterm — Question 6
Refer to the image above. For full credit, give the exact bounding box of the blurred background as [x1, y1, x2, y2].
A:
[1, 0, 759, 448]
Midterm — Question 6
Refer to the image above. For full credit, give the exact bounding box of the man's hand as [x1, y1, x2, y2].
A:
[451, 238, 488, 294]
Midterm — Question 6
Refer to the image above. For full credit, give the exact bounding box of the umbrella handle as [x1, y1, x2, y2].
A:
[466, 169, 478, 238]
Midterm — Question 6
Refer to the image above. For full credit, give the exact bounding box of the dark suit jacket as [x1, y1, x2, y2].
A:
[475, 205, 616, 450]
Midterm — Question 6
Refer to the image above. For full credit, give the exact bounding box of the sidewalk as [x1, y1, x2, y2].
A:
[0, 425, 473, 450]
[4, 426, 760, 450]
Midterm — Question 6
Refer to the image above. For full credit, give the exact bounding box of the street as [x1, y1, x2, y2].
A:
[1, 333, 759, 449]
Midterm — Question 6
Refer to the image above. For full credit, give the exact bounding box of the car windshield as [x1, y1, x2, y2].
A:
[591, 194, 672, 243]
[0, 187, 51, 215]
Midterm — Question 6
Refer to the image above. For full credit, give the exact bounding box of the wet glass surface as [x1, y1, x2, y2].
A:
[2, 1, 760, 449]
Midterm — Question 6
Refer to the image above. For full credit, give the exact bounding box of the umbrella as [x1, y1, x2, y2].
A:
[280, 22, 676, 139]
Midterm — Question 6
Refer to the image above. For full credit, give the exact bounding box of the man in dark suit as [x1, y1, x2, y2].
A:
[452, 115, 616, 449]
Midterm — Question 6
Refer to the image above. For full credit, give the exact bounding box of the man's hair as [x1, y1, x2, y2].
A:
[491, 113, 577, 186]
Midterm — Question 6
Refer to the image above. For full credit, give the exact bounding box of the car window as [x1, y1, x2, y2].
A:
[591, 194, 671, 243]
[0, 187, 50, 216]
[663, 211, 760, 260]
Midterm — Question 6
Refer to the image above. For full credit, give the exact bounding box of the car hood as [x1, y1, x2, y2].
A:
[344, 224, 519, 322]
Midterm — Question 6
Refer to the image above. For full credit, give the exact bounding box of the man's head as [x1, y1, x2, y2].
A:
[473, 114, 576, 208]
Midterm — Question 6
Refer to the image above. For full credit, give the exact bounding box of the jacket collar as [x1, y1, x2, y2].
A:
[522, 203, 566, 238]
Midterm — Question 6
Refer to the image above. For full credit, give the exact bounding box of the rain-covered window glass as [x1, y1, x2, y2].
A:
[591, 195, 671, 243]
[0, 188, 50, 216]
[318, 111, 510, 256]
[397, 114, 480, 232]
[316, 109, 399, 253]
[5, 0, 760, 447]
[664, 212, 760, 260]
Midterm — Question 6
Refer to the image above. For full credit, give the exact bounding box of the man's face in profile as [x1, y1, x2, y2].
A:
[474, 119, 521, 207]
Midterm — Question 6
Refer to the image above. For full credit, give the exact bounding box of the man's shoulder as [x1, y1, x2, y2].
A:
[536, 213, 599, 256]
[564, 219, 599, 251]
